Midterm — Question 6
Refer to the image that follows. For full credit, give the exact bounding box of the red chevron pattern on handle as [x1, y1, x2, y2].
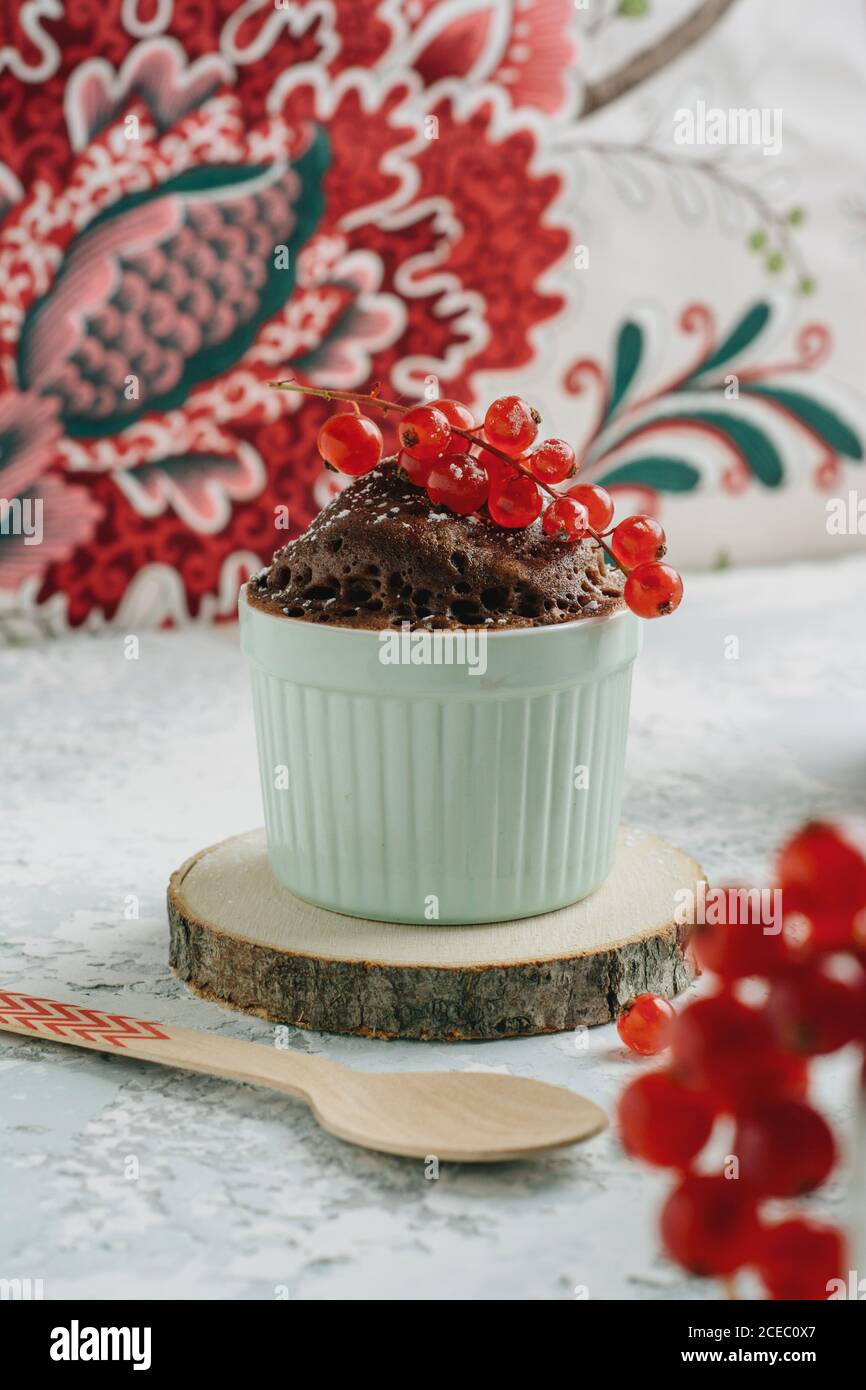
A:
[0, 993, 170, 1049]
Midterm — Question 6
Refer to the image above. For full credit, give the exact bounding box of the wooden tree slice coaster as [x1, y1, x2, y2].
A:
[168, 828, 701, 1041]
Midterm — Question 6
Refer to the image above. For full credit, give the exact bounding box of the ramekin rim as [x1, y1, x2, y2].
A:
[239, 584, 631, 638]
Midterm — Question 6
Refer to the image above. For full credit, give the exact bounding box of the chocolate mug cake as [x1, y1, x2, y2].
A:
[240, 382, 680, 923]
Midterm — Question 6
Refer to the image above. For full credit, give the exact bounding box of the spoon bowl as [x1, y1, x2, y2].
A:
[311, 1069, 607, 1162]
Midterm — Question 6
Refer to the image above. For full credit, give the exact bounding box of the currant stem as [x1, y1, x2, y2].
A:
[268, 379, 625, 571]
[269, 380, 409, 416]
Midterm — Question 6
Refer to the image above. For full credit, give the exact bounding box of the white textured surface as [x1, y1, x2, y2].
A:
[1, 555, 865, 1301]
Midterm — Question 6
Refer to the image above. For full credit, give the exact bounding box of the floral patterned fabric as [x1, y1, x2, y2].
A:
[0, 0, 863, 637]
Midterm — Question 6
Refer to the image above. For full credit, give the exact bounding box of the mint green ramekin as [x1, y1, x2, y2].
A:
[239, 589, 641, 924]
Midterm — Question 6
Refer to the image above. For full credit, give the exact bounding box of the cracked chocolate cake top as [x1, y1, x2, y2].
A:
[247, 458, 626, 629]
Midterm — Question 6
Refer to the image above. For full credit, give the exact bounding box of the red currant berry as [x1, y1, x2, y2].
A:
[398, 404, 452, 462]
[670, 994, 804, 1112]
[317, 412, 383, 476]
[691, 885, 791, 981]
[398, 448, 434, 487]
[734, 1098, 836, 1197]
[475, 447, 515, 489]
[617, 992, 675, 1055]
[426, 453, 489, 516]
[611, 515, 667, 566]
[527, 438, 576, 484]
[542, 497, 589, 542]
[567, 483, 614, 532]
[487, 474, 542, 529]
[483, 395, 540, 457]
[744, 1049, 810, 1107]
[777, 820, 866, 950]
[431, 398, 477, 432]
[764, 957, 866, 1055]
[660, 1174, 760, 1277]
[617, 1071, 714, 1168]
[624, 562, 683, 618]
[754, 1218, 847, 1301]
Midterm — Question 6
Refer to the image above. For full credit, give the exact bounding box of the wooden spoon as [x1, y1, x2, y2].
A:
[0, 991, 606, 1162]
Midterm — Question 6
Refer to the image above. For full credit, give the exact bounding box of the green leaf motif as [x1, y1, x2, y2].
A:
[684, 302, 771, 382]
[680, 410, 783, 486]
[594, 301, 861, 494]
[740, 386, 863, 460]
[605, 410, 784, 487]
[594, 457, 700, 492]
[604, 321, 643, 422]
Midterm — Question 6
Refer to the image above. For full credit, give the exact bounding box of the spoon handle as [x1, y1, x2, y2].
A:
[0, 989, 336, 1103]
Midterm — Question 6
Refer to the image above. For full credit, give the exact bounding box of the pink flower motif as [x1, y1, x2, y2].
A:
[403, 0, 578, 115]
[0, 24, 572, 629]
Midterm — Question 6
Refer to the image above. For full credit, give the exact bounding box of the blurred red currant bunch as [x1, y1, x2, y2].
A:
[615, 817, 866, 1299]
[271, 380, 684, 621]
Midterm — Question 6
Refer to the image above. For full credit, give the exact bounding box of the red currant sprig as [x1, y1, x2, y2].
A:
[615, 815, 866, 1300]
[269, 379, 683, 619]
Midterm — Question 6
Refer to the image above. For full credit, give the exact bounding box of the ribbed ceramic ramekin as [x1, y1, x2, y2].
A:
[239, 589, 641, 924]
